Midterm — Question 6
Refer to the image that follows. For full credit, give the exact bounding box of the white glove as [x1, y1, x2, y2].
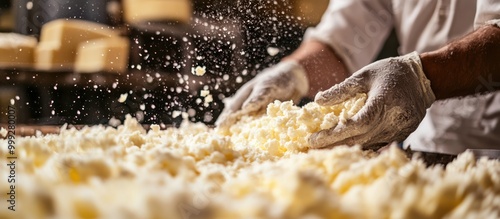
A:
[308, 52, 436, 150]
[216, 60, 309, 127]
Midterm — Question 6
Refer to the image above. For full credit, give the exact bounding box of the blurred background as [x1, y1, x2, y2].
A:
[0, 0, 397, 126]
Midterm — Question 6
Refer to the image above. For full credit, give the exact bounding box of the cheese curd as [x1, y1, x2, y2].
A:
[1, 95, 499, 219]
[227, 93, 366, 156]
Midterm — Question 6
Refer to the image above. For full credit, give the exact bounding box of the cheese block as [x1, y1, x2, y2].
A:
[0, 33, 37, 69]
[35, 19, 119, 71]
[74, 37, 130, 73]
[123, 0, 192, 24]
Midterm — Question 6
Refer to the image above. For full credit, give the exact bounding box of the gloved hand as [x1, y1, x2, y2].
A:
[216, 60, 309, 128]
[308, 52, 436, 150]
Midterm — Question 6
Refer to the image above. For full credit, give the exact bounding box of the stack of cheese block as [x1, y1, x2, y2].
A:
[35, 19, 129, 73]
[1, 0, 193, 72]
[0, 33, 37, 69]
[122, 0, 192, 24]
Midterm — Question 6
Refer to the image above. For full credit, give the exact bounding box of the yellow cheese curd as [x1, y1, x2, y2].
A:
[0, 95, 499, 219]
[227, 93, 367, 156]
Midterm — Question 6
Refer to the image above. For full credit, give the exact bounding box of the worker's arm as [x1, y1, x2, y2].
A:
[282, 40, 350, 98]
[309, 23, 500, 150]
[421, 24, 500, 99]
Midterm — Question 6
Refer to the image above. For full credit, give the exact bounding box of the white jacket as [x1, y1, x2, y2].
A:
[304, 0, 500, 154]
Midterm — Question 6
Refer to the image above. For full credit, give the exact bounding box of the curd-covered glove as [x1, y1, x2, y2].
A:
[308, 52, 436, 150]
[216, 60, 309, 127]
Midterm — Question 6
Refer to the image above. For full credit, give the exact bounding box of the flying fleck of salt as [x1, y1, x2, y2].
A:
[118, 93, 128, 103]
[172, 111, 182, 118]
[204, 95, 213, 103]
[192, 66, 206, 76]
[200, 90, 210, 97]
[267, 47, 280, 56]
[236, 76, 243, 83]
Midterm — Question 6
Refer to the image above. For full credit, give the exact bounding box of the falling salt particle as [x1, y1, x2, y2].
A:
[187, 108, 196, 117]
[196, 56, 204, 60]
[10, 99, 15, 105]
[136, 111, 144, 122]
[151, 104, 156, 109]
[176, 87, 182, 93]
[26, 1, 33, 10]
[192, 66, 206, 76]
[222, 74, 229, 81]
[203, 112, 213, 123]
[242, 69, 248, 76]
[93, 85, 98, 89]
[136, 65, 142, 70]
[108, 117, 121, 127]
[112, 82, 118, 89]
[204, 95, 213, 103]
[236, 76, 243, 83]
[267, 47, 280, 56]
[181, 112, 189, 119]
[15, 96, 20, 100]
[195, 98, 202, 104]
[140, 104, 145, 111]
[77, 110, 81, 115]
[118, 93, 128, 103]
[172, 111, 182, 118]
[0, 128, 6, 138]
[146, 76, 153, 83]
[200, 90, 210, 97]
[51, 110, 55, 115]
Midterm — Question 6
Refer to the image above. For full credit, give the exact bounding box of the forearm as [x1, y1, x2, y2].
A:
[282, 40, 349, 99]
[420, 24, 500, 100]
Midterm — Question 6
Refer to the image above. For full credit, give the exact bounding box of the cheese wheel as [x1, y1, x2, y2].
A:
[75, 37, 130, 73]
[123, 0, 192, 24]
[0, 33, 37, 69]
[35, 19, 119, 71]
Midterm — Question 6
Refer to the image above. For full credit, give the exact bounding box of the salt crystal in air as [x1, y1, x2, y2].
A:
[204, 95, 213, 103]
[200, 90, 210, 97]
[118, 93, 128, 103]
[192, 66, 206, 76]
[267, 47, 280, 56]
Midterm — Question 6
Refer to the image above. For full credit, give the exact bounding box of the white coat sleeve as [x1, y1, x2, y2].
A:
[303, 0, 393, 73]
[475, 0, 500, 29]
